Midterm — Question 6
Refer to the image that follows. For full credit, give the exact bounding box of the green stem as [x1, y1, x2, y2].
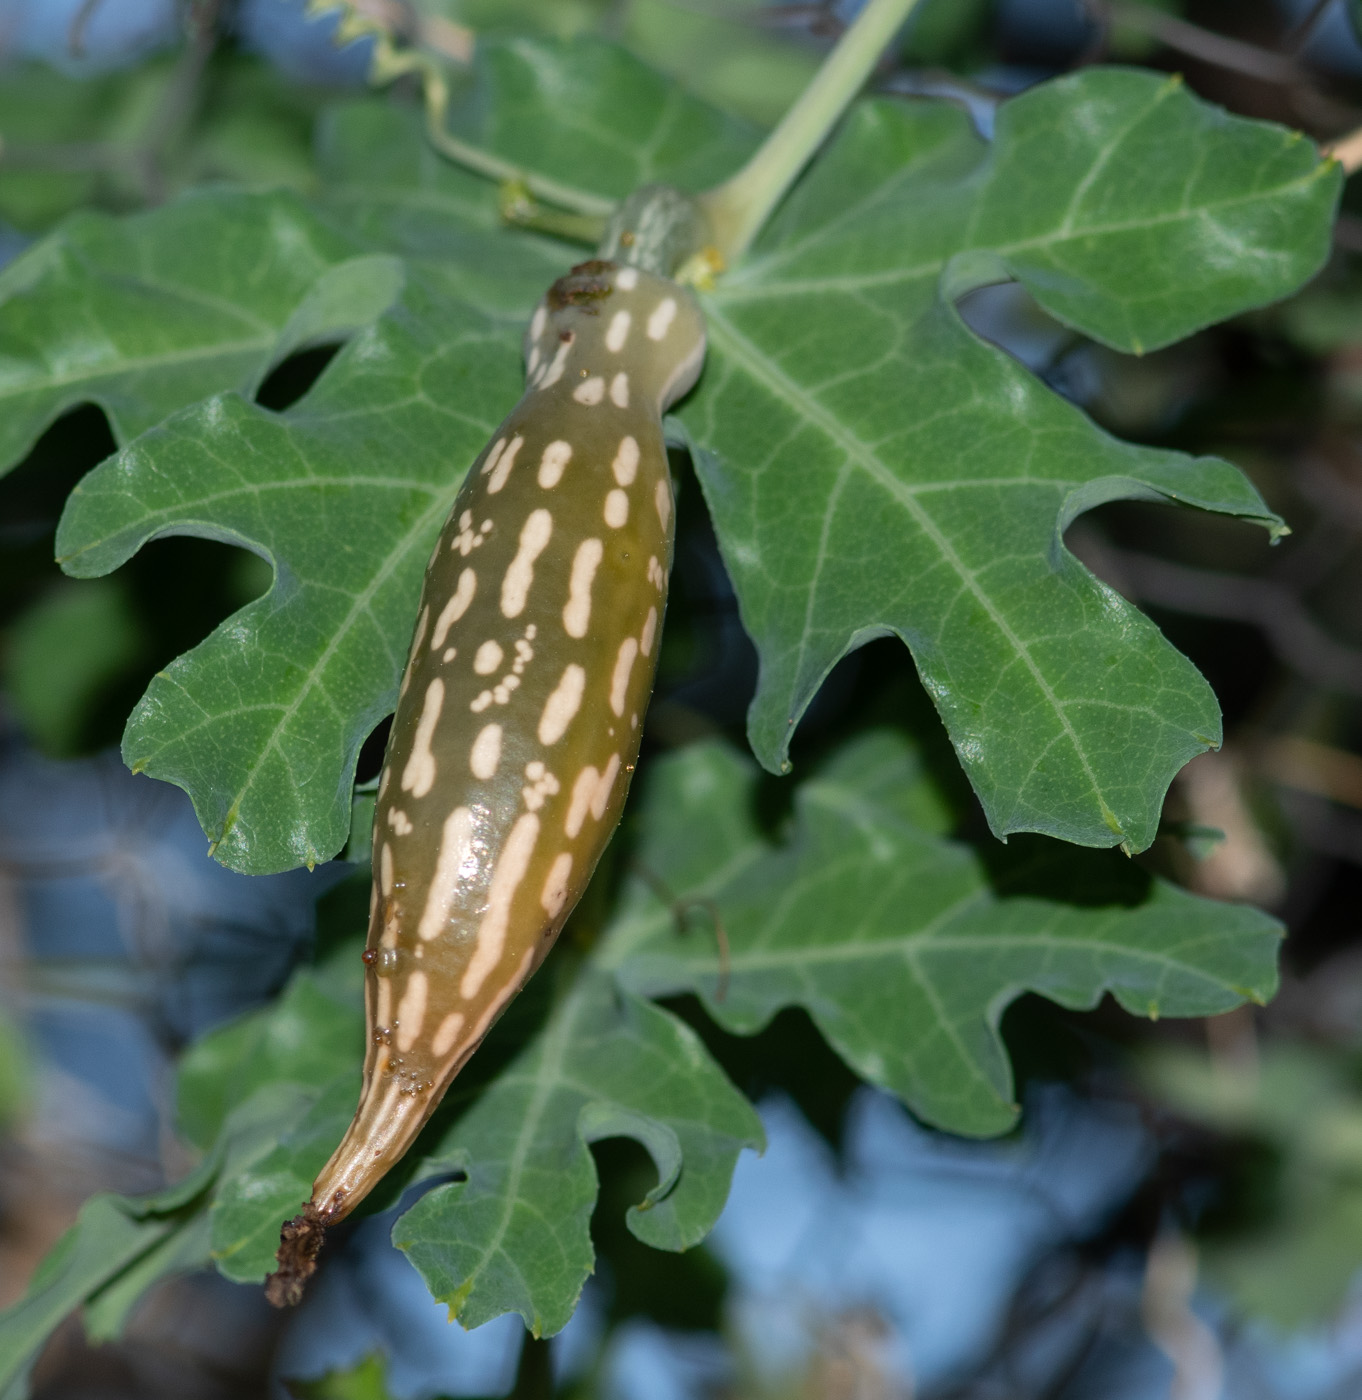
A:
[410, 56, 615, 220]
[698, 0, 923, 264]
[356, 14, 615, 220]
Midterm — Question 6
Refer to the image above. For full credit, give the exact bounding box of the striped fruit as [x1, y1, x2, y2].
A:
[267, 259, 706, 1304]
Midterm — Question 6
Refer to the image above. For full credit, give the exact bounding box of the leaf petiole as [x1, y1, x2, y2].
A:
[697, 0, 924, 263]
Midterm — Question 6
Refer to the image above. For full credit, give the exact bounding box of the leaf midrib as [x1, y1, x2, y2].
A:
[719, 170, 1320, 303]
[649, 928, 1246, 981]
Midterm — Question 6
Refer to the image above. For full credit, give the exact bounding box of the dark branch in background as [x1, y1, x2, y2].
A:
[749, 2, 846, 37]
[67, 0, 106, 59]
[1079, 541, 1362, 697]
[1079, 0, 1362, 132]
[1334, 214, 1362, 253]
[1296, 455, 1362, 534]
[0, 0, 222, 205]
[135, 0, 221, 203]
[626, 0, 846, 38]
[1258, 735, 1362, 813]
[1075, 1, 1362, 138]
[1282, 0, 1336, 56]
[1081, 0, 1306, 84]
[1276, 789, 1362, 866]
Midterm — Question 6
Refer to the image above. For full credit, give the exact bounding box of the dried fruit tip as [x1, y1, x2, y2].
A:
[264, 1203, 328, 1308]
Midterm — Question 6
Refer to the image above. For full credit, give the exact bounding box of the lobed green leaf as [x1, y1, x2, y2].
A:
[393, 966, 763, 1334]
[0, 190, 370, 469]
[685, 68, 1338, 848]
[54, 275, 517, 872]
[610, 732, 1283, 1136]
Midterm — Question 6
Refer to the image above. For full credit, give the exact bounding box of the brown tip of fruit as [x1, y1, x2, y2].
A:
[265, 1203, 327, 1308]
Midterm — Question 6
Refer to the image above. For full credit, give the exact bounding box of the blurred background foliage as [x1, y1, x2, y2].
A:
[4, 0, 1362, 1397]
